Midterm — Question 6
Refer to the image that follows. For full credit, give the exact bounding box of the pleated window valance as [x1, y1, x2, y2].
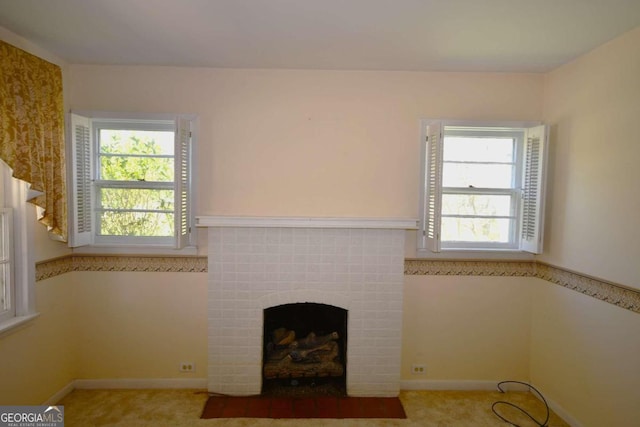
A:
[0, 40, 67, 240]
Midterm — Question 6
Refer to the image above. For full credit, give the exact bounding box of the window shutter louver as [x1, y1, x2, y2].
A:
[69, 113, 94, 247]
[519, 125, 548, 254]
[174, 117, 192, 249]
[424, 122, 443, 253]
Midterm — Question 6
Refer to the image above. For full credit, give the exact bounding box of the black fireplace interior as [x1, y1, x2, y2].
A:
[262, 303, 347, 396]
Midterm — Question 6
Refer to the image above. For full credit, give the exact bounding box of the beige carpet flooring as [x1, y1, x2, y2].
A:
[58, 388, 570, 426]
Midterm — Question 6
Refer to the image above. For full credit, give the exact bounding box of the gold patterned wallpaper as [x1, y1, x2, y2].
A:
[36, 255, 639, 314]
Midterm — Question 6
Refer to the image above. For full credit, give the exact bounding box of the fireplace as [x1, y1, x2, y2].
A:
[262, 303, 347, 395]
[199, 216, 415, 397]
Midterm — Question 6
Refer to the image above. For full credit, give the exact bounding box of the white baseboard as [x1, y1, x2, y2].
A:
[42, 381, 75, 405]
[400, 379, 583, 427]
[400, 379, 530, 392]
[44, 377, 208, 403]
[74, 378, 208, 390]
[530, 384, 584, 427]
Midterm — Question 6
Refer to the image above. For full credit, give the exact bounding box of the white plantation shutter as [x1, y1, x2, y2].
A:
[68, 112, 196, 250]
[520, 125, 548, 254]
[424, 122, 443, 253]
[69, 113, 94, 247]
[174, 117, 192, 249]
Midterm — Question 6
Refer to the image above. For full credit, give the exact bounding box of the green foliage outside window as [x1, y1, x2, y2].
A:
[98, 130, 175, 237]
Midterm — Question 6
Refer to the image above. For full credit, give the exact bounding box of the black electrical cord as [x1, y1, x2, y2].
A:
[491, 380, 550, 427]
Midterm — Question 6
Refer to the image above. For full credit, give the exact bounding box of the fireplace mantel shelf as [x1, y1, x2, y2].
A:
[196, 216, 418, 230]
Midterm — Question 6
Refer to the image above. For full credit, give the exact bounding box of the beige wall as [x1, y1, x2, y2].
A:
[73, 272, 207, 379]
[540, 27, 640, 290]
[69, 66, 543, 220]
[402, 276, 532, 382]
[532, 27, 640, 426]
[72, 269, 535, 387]
[65, 66, 545, 388]
[531, 280, 640, 426]
[0, 275, 76, 404]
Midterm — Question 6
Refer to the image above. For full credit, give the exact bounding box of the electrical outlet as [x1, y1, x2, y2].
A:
[411, 364, 426, 375]
[179, 362, 195, 372]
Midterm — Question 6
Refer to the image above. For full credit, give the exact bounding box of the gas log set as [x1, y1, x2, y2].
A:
[264, 328, 344, 379]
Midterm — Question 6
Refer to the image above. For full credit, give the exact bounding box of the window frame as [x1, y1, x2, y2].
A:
[417, 119, 547, 259]
[0, 207, 14, 324]
[68, 111, 197, 254]
[0, 161, 39, 337]
[93, 119, 177, 247]
[440, 127, 523, 251]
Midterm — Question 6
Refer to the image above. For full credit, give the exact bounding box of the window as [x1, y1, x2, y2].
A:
[0, 207, 13, 324]
[0, 160, 38, 334]
[69, 112, 195, 250]
[419, 120, 548, 256]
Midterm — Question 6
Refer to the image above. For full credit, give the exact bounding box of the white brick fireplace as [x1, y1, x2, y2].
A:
[197, 217, 416, 397]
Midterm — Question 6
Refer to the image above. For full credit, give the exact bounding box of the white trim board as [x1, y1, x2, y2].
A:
[401, 380, 583, 427]
[400, 379, 531, 392]
[74, 378, 208, 390]
[42, 381, 75, 406]
[531, 383, 584, 427]
[43, 378, 208, 404]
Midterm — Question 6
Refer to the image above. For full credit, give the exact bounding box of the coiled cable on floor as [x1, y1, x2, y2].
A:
[491, 380, 550, 427]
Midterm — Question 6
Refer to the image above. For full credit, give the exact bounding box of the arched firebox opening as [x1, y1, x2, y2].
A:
[262, 303, 347, 396]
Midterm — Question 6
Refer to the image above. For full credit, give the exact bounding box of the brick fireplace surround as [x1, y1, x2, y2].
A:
[199, 217, 416, 397]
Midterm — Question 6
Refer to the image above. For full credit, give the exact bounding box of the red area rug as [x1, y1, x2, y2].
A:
[201, 395, 407, 419]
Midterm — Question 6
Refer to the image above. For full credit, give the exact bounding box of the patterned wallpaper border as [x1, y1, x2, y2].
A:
[404, 259, 534, 277]
[36, 255, 639, 314]
[534, 263, 640, 313]
[36, 255, 207, 281]
[405, 259, 640, 314]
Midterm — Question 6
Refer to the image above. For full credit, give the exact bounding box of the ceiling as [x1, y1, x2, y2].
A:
[1, 0, 639, 73]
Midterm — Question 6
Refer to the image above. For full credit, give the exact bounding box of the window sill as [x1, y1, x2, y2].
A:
[415, 248, 535, 261]
[72, 245, 199, 256]
[0, 313, 40, 339]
